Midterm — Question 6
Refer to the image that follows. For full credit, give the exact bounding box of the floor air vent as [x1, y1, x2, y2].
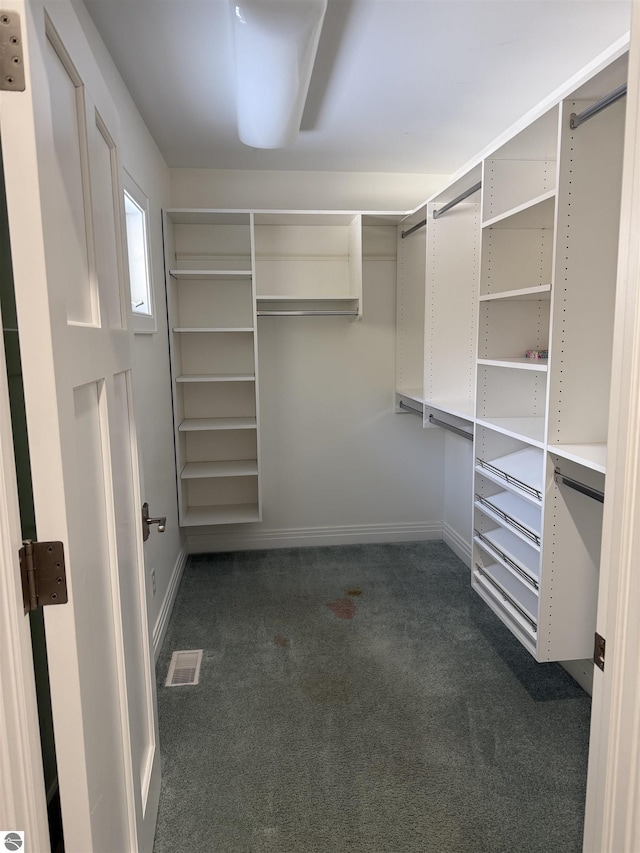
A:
[165, 650, 203, 687]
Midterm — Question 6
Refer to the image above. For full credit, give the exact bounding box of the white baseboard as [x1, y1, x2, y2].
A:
[185, 522, 442, 554]
[152, 548, 187, 662]
[443, 523, 472, 567]
[560, 659, 594, 696]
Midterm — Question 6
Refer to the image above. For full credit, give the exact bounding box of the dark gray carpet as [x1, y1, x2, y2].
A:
[153, 541, 590, 853]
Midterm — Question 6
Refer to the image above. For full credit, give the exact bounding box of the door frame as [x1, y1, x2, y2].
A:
[583, 3, 640, 849]
[0, 288, 50, 847]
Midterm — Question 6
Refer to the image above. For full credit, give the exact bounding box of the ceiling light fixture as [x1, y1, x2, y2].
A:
[230, 0, 328, 149]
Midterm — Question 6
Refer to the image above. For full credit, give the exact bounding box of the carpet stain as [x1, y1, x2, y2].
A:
[326, 597, 357, 619]
[274, 634, 290, 648]
[346, 586, 363, 597]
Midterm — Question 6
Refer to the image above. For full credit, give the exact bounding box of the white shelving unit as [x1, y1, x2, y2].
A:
[164, 208, 393, 528]
[471, 58, 627, 662]
[395, 170, 481, 428]
[395, 205, 427, 416]
[254, 212, 363, 318]
[163, 210, 262, 526]
[395, 48, 628, 664]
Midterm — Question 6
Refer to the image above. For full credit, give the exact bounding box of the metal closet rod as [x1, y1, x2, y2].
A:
[400, 180, 482, 238]
[570, 83, 627, 130]
[400, 217, 427, 239]
[554, 468, 604, 503]
[257, 310, 358, 316]
[398, 400, 423, 416]
[432, 181, 482, 220]
[429, 413, 473, 440]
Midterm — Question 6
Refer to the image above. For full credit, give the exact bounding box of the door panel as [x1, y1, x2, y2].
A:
[91, 111, 127, 330]
[70, 379, 130, 850]
[0, 2, 160, 850]
[109, 369, 157, 808]
[44, 30, 97, 328]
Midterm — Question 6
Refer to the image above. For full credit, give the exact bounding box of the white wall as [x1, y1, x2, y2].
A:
[443, 432, 474, 565]
[73, 1, 183, 650]
[170, 168, 447, 212]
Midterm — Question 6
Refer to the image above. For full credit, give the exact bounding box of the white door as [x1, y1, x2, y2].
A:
[0, 1, 160, 851]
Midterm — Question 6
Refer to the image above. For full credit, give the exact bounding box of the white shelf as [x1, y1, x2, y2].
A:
[476, 417, 546, 447]
[173, 327, 254, 333]
[549, 443, 607, 475]
[181, 460, 259, 479]
[479, 284, 552, 302]
[170, 269, 252, 280]
[476, 446, 544, 505]
[474, 527, 540, 587]
[257, 295, 357, 302]
[181, 503, 261, 526]
[179, 417, 257, 432]
[477, 561, 538, 622]
[482, 190, 556, 229]
[176, 373, 256, 383]
[473, 571, 538, 645]
[424, 398, 475, 421]
[397, 388, 426, 405]
[477, 357, 548, 371]
[475, 490, 542, 547]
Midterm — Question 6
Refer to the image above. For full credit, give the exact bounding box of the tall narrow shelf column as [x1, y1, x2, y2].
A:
[424, 170, 481, 424]
[163, 210, 262, 526]
[471, 54, 628, 662]
[395, 205, 427, 415]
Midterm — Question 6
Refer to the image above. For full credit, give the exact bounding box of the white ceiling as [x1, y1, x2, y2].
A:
[82, 0, 631, 174]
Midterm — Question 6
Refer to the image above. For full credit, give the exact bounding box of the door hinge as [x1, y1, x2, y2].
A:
[594, 631, 606, 672]
[19, 540, 67, 614]
[0, 11, 25, 92]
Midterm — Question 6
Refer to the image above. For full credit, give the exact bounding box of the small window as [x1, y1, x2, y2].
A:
[123, 172, 156, 333]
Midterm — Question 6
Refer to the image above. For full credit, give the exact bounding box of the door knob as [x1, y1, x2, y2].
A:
[142, 502, 166, 541]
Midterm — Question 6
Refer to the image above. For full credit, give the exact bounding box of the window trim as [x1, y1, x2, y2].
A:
[122, 170, 156, 334]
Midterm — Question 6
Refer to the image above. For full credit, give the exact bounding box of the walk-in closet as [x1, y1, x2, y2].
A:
[2, 2, 639, 851]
